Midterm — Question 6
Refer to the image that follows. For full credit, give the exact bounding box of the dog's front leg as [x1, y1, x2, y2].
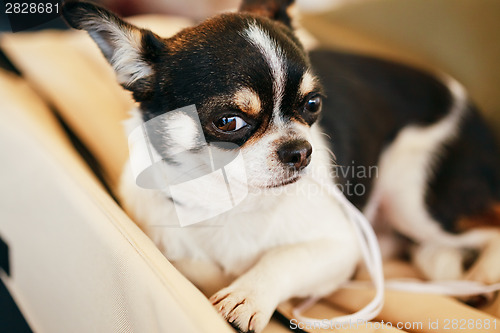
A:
[210, 239, 359, 333]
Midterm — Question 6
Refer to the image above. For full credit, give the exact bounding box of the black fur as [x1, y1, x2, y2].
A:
[138, 13, 311, 147]
[426, 107, 500, 232]
[311, 50, 453, 207]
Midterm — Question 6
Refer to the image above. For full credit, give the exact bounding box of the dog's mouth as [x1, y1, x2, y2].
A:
[265, 175, 301, 188]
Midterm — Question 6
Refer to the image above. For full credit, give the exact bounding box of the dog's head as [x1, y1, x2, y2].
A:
[63, 0, 323, 189]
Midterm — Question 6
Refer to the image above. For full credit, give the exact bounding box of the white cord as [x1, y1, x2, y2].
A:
[346, 279, 500, 297]
[292, 175, 500, 326]
[292, 176, 385, 325]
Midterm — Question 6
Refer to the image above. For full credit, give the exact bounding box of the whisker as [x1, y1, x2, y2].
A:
[315, 147, 337, 165]
[319, 131, 332, 140]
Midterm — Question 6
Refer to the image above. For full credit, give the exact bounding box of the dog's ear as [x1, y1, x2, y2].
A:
[239, 0, 296, 27]
[62, 1, 165, 101]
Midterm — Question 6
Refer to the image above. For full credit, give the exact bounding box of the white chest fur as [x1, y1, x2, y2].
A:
[119, 163, 353, 275]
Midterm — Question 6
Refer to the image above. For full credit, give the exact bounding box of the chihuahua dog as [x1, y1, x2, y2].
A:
[63, 0, 500, 331]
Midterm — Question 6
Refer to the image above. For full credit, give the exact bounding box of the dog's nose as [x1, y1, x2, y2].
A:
[277, 139, 313, 171]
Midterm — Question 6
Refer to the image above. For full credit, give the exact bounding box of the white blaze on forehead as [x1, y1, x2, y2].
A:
[299, 70, 317, 97]
[243, 22, 287, 119]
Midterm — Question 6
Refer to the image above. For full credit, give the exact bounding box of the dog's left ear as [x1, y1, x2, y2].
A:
[239, 0, 296, 27]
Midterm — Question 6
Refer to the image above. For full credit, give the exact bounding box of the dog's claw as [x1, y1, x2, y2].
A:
[211, 287, 269, 333]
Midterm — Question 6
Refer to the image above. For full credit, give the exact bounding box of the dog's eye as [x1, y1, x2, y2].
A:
[214, 116, 248, 132]
[304, 95, 322, 113]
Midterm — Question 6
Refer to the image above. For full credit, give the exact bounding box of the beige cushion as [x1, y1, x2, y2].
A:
[0, 70, 233, 333]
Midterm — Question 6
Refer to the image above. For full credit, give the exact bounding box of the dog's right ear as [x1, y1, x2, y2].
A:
[239, 0, 296, 27]
[62, 1, 166, 101]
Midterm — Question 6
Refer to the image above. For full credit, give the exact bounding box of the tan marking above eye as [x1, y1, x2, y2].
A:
[234, 87, 262, 116]
[299, 70, 318, 97]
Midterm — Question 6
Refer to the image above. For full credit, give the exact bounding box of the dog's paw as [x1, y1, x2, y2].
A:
[210, 287, 272, 333]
